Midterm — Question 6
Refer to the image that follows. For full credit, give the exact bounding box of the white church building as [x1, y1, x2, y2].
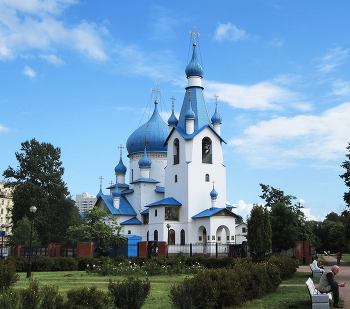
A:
[95, 29, 242, 249]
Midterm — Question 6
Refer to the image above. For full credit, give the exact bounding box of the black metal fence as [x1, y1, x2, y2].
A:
[20, 246, 49, 257]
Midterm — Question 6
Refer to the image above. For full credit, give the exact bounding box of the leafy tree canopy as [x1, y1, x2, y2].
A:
[66, 207, 126, 257]
[340, 142, 350, 207]
[259, 183, 296, 207]
[9, 216, 40, 247]
[2, 138, 83, 245]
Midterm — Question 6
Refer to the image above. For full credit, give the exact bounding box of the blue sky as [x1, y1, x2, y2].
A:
[1, 0, 350, 221]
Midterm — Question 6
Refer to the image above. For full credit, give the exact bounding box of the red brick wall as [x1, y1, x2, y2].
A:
[77, 242, 93, 257]
[295, 241, 310, 264]
[157, 242, 167, 257]
[138, 242, 148, 257]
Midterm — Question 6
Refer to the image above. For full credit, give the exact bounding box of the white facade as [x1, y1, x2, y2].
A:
[235, 223, 248, 245]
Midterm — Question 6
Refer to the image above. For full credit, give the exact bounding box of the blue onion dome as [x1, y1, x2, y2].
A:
[211, 104, 222, 124]
[115, 156, 127, 174]
[168, 105, 178, 126]
[185, 44, 204, 77]
[185, 101, 195, 120]
[210, 186, 218, 199]
[138, 147, 152, 168]
[112, 185, 121, 197]
[126, 102, 169, 155]
[96, 187, 103, 200]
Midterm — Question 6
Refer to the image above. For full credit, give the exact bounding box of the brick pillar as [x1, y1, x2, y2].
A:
[77, 242, 94, 257]
[55, 244, 62, 257]
[157, 241, 167, 257]
[48, 244, 54, 258]
[138, 242, 148, 257]
[296, 241, 310, 264]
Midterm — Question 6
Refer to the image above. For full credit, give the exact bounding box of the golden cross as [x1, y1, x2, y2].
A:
[214, 93, 219, 105]
[189, 26, 200, 46]
[99, 176, 104, 188]
[212, 180, 215, 187]
[170, 96, 176, 108]
[118, 144, 124, 156]
[142, 136, 149, 148]
[187, 89, 192, 101]
[150, 83, 163, 104]
[110, 181, 113, 186]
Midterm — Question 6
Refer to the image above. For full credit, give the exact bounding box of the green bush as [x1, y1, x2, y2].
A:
[0, 289, 20, 309]
[52, 257, 77, 271]
[98, 258, 116, 276]
[108, 277, 151, 309]
[0, 260, 19, 292]
[65, 286, 109, 309]
[77, 256, 98, 271]
[5, 256, 27, 272]
[19, 278, 40, 309]
[142, 259, 163, 276]
[40, 284, 65, 309]
[32, 256, 54, 272]
[268, 254, 297, 280]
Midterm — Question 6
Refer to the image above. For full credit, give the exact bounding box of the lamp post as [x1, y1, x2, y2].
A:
[301, 222, 306, 265]
[166, 224, 171, 258]
[26, 206, 37, 278]
[0, 224, 5, 259]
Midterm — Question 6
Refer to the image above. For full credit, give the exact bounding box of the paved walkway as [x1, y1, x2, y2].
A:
[297, 255, 350, 308]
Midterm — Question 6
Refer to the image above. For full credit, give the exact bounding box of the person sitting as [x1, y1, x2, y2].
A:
[318, 265, 346, 308]
[312, 257, 325, 273]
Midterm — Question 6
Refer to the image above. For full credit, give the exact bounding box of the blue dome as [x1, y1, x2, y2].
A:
[168, 105, 178, 126]
[185, 101, 195, 120]
[115, 156, 127, 174]
[126, 103, 169, 155]
[138, 147, 152, 168]
[185, 44, 204, 77]
[112, 185, 121, 197]
[210, 186, 218, 199]
[211, 104, 222, 124]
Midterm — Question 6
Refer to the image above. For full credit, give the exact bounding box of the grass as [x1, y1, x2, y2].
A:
[12, 270, 316, 309]
[340, 253, 350, 263]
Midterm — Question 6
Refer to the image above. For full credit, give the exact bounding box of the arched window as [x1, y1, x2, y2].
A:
[155, 209, 157, 217]
[205, 174, 210, 182]
[154, 230, 158, 241]
[202, 137, 212, 163]
[169, 229, 175, 245]
[173, 138, 179, 164]
[175, 175, 177, 182]
[128, 230, 131, 234]
[181, 229, 185, 245]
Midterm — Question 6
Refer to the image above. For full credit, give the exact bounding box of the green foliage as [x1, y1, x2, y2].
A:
[40, 284, 65, 309]
[259, 183, 296, 207]
[65, 286, 109, 309]
[247, 204, 272, 262]
[340, 142, 350, 207]
[19, 278, 41, 309]
[32, 256, 54, 272]
[108, 277, 151, 309]
[5, 256, 27, 272]
[268, 254, 297, 280]
[0, 289, 20, 309]
[2, 138, 83, 245]
[9, 216, 40, 247]
[67, 207, 126, 258]
[77, 256, 98, 271]
[0, 260, 19, 292]
[52, 257, 77, 271]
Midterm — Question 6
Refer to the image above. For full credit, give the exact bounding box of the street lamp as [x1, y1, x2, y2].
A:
[26, 206, 37, 278]
[301, 222, 306, 265]
[166, 224, 171, 258]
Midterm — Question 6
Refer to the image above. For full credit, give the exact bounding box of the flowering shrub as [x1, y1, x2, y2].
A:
[0, 260, 19, 292]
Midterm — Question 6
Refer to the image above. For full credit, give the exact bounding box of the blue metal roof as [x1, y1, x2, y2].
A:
[146, 197, 182, 207]
[168, 104, 178, 126]
[120, 217, 142, 225]
[140, 208, 149, 214]
[121, 189, 134, 195]
[210, 186, 218, 199]
[185, 44, 204, 77]
[99, 194, 137, 216]
[155, 186, 165, 193]
[185, 101, 195, 120]
[211, 104, 222, 124]
[96, 187, 103, 200]
[192, 207, 239, 218]
[115, 155, 127, 174]
[164, 125, 226, 146]
[138, 147, 152, 168]
[177, 87, 211, 132]
[126, 103, 169, 155]
[107, 183, 129, 189]
[130, 178, 160, 184]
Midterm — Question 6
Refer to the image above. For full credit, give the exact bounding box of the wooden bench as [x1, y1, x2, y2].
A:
[309, 263, 322, 278]
[305, 277, 332, 309]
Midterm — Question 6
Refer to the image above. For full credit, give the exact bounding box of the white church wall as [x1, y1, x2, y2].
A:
[209, 217, 236, 244]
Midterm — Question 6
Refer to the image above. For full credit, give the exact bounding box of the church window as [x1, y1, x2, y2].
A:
[169, 229, 175, 245]
[131, 169, 134, 182]
[128, 230, 131, 234]
[154, 230, 158, 241]
[173, 138, 179, 164]
[231, 236, 234, 240]
[181, 229, 185, 245]
[242, 227, 246, 233]
[212, 235, 215, 240]
[227, 236, 229, 241]
[155, 209, 157, 217]
[143, 214, 149, 224]
[147, 231, 149, 241]
[205, 174, 210, 182]
[175, 175, 177, 182]
[199, 236, 202, 241]
[208, 235, 210, 241]
[202, 137, 212, 163]
[218, 236, 221, 241]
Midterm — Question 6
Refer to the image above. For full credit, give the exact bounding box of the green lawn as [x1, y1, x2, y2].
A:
[13, 270, 315, 309]
[341, 253, 350, 263]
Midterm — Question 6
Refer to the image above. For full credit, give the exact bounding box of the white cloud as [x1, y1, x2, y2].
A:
[301, 208, 317, 221]
[316, 47, 349, 74]
[204, 80, 298, 110]
[331, 79, 350, 96]
[23, 65, 36, 78]
[231, 200, 254, 220]
[0, 0, 107, 61]
[39, 54, 64, 65]
[229, 103, 350, 164]
[214, 22, 247, 42]
[268, 38, 283, 48]
[0, 124, 10, 132]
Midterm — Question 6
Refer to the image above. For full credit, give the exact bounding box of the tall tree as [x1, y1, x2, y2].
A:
[246, 204, 272, 262]
[9, 216, 40, 247]
[340, 142, 350, 207]
[2, 138, 82, 245]
[66, 207, 126, 258]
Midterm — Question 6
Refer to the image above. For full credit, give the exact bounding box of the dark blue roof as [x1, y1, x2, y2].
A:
[115, 156, 127, 174]
[138, 147, 152, 168]
[185, 44, 204, 77]
[146, 197, 182, 207]
[121, 189, 134, 195]
[120, 217, 142, 225]
[140, 208, 149, 214]
[192, 207, 239, 218]
[130, 178, 160, 184]
[211, 104, 222, 124]
[99, 195, 137, 216]
[107, 183, 129, 189]
[155, 186, 165, 193]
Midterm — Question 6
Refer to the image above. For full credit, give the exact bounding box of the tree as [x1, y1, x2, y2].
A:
[9, 216, 40, 247]
[259, 183, 296, 207]
[246, 204, 272, 262]
[340, 142, 350, 207]
[66, 207, 126, 258]
[2, 138, 83, 245]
